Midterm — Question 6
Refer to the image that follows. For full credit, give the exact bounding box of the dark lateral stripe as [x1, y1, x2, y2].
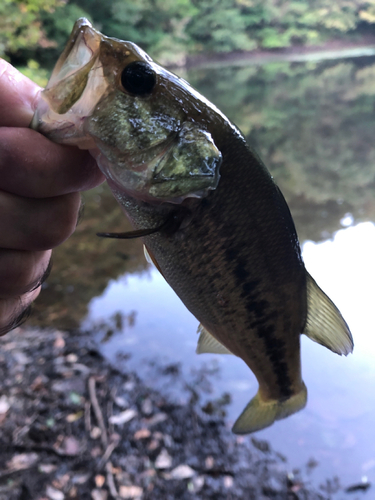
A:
[224, 244, 293, 398]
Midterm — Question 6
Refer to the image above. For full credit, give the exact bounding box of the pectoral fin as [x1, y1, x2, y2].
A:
[143, 245, 165, 277]
[304, 272, 353, 356]
[232, 383, 307, 434]
[196, 324, 233, 355]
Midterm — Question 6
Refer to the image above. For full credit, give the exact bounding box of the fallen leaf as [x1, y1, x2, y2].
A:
[6, 453, 39, 471]
[66, 411, 83, 423]
[109, 409, 137, 425]
[134, 428, 151, 440]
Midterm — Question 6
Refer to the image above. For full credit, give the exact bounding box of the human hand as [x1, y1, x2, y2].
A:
[0, 59, 105, 335]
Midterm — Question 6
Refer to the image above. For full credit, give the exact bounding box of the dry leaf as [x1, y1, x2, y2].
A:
[119, 485, 143, 499]
[6, 453, 38, 471]
[134, 428, 151, 440]
[109, 409, 137, 425]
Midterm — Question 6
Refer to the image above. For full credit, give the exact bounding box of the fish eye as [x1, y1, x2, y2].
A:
[120, 61, 156, 96]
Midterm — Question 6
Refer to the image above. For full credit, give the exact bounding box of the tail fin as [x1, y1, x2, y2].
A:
[232, 384, 307, 434]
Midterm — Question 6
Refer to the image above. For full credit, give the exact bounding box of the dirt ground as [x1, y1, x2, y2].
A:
[0, 327, 366, 500]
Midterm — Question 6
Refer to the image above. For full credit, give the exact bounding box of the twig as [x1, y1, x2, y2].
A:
[98, 440, 119, 470]
[106, 462, 119, 499]
[88, 376, 119, 499]
[85, 400, 91, 433]
[88, 376, 108, 448]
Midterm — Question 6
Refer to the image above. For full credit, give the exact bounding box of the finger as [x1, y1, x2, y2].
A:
[0, 127, 105, 197]
[0, 190, 82, 251]
[0, 287, 40, 336]
[0, 59, 40, 127]
[0, 249, 51, 298]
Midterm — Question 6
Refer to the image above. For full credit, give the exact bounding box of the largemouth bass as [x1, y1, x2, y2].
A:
[31, 18, 353, 434]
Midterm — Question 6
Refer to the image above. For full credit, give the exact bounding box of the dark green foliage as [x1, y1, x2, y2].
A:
[3, 0, 375, 68]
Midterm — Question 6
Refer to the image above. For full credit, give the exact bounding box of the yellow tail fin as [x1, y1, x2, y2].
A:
[232, 384, 307, 434]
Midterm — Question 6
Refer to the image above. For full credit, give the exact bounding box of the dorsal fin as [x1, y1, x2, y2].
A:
[196, 324, 233, 355]
[304, 272, 353, 356]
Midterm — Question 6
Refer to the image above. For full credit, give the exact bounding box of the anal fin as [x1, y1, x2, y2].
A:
[196, 324, 233, 355]
[232, 383, 307, 434]
[304, 272, 353, 356]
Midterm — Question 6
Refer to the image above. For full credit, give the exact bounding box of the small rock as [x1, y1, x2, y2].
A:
[224, 475, 234, 488]
[91, 489, 108, 500]
[59, 436, 81, 456]
[155, 449, 172, 469]
[71, 473, 90, 484]
[65, 353, 78, 363]
[0, 395, 10, 414]
[109, 409, 137, 425]
[119, 485, 143, 499]
[141, 398, 153, 415]
[191, 475, 205, 493]
[95, 475, 106, 488]
[90, 426, 102, 439]
[39, 464, 58, 474]
[53, 336, 66, 349]
[170, 464, 196, 479]
[12, 350, 31, 365]
[46, 486, 65, 500]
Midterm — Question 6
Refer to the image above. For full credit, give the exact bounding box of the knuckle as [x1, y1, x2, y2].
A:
[35, 194, 81, 250]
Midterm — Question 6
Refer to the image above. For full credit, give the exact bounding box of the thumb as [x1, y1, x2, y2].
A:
[0, 59, 41, 128]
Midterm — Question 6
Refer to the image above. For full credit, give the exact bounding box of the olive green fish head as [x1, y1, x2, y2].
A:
[31, 18, 222, 203]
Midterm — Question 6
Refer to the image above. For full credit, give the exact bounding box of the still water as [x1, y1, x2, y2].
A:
[36, 55, 375, 492]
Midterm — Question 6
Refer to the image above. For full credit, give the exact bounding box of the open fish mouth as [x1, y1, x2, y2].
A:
[30, 18, 106, 147]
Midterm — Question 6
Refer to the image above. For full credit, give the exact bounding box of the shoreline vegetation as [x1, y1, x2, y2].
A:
[3, 0, 375, 79]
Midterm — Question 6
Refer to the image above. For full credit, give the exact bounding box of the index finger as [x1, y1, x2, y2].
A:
[0, 59, 40, 128]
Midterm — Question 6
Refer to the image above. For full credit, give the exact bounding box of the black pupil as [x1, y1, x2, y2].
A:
[121, 61, 156, 96]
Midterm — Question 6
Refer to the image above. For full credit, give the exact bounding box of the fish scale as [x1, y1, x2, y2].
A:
[31, 18, 353, 434]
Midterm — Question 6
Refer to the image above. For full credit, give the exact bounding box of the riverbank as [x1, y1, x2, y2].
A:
[179, 36, 375, 69]
[0, 327, 337, 500]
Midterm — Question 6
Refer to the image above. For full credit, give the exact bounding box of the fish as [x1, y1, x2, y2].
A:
[31, 18, 353, 434]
